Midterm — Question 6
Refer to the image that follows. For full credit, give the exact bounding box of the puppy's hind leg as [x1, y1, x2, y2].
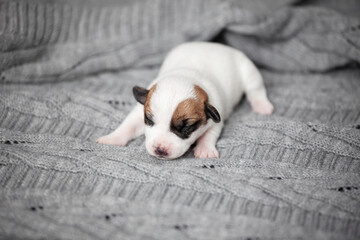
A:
[240, 57, 274, 115]
[247, 87, 274, 115]
[97, 104, 144, 146]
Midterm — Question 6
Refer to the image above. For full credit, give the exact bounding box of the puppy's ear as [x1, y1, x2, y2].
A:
[133, 86, 149, 105]
[205, 102, 221, 123]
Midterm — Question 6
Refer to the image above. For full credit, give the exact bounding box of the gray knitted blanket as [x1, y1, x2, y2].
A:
[1, 0, 360, 239]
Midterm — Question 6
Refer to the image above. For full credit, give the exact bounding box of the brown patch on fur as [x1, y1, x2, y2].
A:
[172, 98, 205, 126]
[194, 85, 209, 105]
[171, 85, 208, 127]
[144, 84, 157, 116]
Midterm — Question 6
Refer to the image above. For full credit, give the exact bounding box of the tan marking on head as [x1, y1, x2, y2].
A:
[171, 85, 208, 128]
[144, 84, 157, 116]
[172, 98, 205, 126]
[194, 85, 208, 104]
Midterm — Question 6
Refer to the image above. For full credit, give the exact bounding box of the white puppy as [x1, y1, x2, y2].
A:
[97, 42, 274, 159]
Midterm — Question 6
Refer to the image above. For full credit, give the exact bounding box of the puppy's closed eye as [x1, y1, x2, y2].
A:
[144, 114, 154, 126]
[171, 119, 201, 139]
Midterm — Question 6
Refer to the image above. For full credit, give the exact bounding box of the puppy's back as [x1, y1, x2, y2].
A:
[159, 42, 247, 117]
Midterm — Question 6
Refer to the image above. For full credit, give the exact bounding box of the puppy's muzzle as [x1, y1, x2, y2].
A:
[154, 146, 168, 158]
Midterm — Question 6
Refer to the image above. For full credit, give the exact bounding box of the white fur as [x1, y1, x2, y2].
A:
[97, 42, 274, 159]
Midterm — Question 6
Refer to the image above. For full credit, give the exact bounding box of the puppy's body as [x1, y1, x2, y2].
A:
[97, 42, 274, 159]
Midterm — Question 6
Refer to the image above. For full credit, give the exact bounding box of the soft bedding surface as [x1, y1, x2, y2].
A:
[0, 0, 360, 239]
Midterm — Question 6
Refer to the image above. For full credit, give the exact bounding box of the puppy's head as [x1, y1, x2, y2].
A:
[133, 80, 220, 159]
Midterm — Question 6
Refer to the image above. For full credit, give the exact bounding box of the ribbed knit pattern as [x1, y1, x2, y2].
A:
[0, 0, 360, 239]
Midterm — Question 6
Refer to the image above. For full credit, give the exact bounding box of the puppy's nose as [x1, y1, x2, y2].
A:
[154, 146, 168, 157]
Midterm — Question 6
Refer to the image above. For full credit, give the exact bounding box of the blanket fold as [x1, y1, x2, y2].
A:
[1, 0, 359, 83]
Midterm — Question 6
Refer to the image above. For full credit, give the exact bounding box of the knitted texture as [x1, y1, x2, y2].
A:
[1, 0, 360, 239]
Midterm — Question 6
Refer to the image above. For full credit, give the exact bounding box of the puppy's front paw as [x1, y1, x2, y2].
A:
[194, 145, 219, 158]
[251, 99, 274, 115]
[96, 134, 128, 146]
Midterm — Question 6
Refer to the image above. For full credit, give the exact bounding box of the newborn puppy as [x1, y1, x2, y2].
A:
[97, 42, 274, 159]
